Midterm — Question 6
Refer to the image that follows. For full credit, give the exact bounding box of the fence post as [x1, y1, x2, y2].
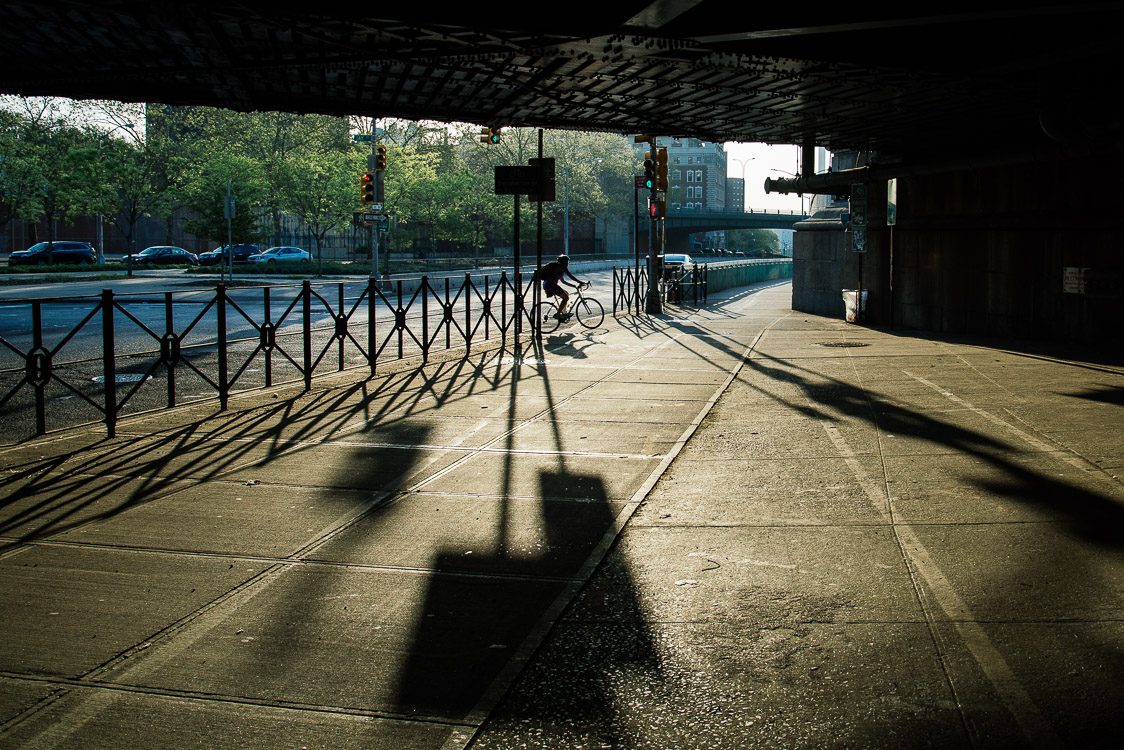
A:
[164, 291, 176, 407]
[397, 280, 404, 360]
[612, 267, 617, 315]
[100, 290, 117, 437]
[464, 273, 472, 354]
[302, 280, 312, 391]
[217, 283, 228, 410]
[445, 276, 452, 350]
[501, 271, 508, 349]
[29, 301, 47, 435]
[337, 282, 346, 371]
[263, 286, 273, 387]
[421, 276, 429, 363]
[368, 276, 377, 376]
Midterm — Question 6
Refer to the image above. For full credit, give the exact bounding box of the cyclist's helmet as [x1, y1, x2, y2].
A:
[557, 254, 569, 265]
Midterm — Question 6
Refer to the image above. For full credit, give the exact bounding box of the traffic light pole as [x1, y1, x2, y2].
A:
[646, 185, 662, 314]
[375, 117, 384, 278]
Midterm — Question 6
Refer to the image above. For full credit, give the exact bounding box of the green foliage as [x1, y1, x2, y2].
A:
[4, 97, 654, 256]
[180, 154, 268, 244]
[727, 228, 782, 255]
[276, 149, 362, 257]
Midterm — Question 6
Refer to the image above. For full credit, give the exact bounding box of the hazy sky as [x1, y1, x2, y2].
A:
[724, 141, 807, 213]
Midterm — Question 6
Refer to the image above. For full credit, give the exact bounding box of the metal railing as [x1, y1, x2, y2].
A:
[612, 263, 708, 312]
[0, 272, 540, 439]
[612, 258, 793, 314]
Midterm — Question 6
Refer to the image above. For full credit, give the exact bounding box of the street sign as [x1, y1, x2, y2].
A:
[887, 178, 897, 226]
[527, 157, 556, 202]
[635, 175, 648, 189]
[850, 183, 867, 253]
[361, 212, 388, 222]
[494, 165, 540, 195]
[495, 159, 557, 200]
[353, 134, 372, 142]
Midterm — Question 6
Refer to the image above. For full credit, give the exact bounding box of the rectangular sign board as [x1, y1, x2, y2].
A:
[887, 178, 897, 226]
[1063, 267, 1088, 294]
[495, 165, 540, 195]
[495, 160, 557, 201]
[527, 157, 556, 202]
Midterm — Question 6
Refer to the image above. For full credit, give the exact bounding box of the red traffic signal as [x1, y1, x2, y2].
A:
[360, 172, 375, 204]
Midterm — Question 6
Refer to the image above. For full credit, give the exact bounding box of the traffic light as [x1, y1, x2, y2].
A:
[649, 198, 666, 218]
[480, 127, 501, 144]
[656, 147, 669, 192]
[374, 144, 387, 172]
[643, 151, 656, 190]
[360, 171, 375, 204]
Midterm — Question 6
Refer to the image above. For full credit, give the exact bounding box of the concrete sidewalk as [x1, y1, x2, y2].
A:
[2, 282, 1122, 749]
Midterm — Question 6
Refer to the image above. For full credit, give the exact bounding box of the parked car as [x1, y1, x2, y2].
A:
[122, 246, 198, 266]
[247, 246, 311, 263]
[197, 244, 260, 266]
[8, 241, 98, 266]
[663, 253, 694, 269]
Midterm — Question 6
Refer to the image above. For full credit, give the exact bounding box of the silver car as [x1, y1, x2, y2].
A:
[247, 246, 311, 263]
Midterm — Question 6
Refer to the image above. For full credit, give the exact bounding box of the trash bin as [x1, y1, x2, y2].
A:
[842, 289, 868, 323]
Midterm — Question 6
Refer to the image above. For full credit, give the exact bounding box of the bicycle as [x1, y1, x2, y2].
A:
[536, 281, 604, 334]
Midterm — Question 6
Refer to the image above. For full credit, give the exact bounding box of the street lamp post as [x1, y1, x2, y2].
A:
[729, 157, 754, 212]
[563, 157, 601, 256]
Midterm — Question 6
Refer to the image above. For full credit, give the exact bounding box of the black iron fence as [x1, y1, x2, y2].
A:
[0, 272, 543, 439]
[612, 258, 793, 314]
[612, 263, 708, 312]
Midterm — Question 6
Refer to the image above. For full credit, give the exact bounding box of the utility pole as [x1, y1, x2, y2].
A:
[636, 135, 663, 314]
[375, 115, 384, 279]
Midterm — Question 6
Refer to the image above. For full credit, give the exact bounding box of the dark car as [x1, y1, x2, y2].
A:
[122, 246, 198, 266]
[8, 241, 98, 266]
[198, 244, 260, 266]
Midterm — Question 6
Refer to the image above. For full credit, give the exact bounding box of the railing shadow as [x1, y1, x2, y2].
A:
[0, 332, 533, 549]
[743, 349, 1124, 548]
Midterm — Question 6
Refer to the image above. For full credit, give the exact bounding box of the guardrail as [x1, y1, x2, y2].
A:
[612, 258, 791, 314]
[705, 259, 792, 293]
[0, 272, 541, 439]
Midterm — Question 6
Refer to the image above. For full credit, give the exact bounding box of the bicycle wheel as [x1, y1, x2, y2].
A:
[538, 301, 562, 334]
[575, 297, 604, 329]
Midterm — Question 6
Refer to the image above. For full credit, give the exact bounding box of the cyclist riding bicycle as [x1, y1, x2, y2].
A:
[539, 255, 587, 320]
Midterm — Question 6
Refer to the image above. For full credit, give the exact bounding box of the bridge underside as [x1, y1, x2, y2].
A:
[2, 3, 1122, 161]
[2, 3, 1122, 342]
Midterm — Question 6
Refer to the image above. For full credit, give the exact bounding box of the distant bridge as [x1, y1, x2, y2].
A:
[639, 210, 807, 252]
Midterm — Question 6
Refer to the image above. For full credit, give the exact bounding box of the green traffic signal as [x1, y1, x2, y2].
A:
[643, 155, 656, 190]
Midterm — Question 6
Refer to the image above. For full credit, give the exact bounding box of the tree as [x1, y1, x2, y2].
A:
[180, 155, 267, 245]
[277, 150, 361, 266]
[0, 109, 43, 235]
[102, 136, 177, 261]
[727, 228, 782, 255]
[0, 96, 106, 255]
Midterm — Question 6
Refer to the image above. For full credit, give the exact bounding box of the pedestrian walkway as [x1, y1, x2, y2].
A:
[1, 281, 1122, 749]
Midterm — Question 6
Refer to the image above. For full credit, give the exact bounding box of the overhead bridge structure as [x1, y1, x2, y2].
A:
[658, 210, 806, 252]
[1, 2, 1122, 340]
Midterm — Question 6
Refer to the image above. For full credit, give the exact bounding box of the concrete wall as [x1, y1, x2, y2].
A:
[791, 152, 1124, 345]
